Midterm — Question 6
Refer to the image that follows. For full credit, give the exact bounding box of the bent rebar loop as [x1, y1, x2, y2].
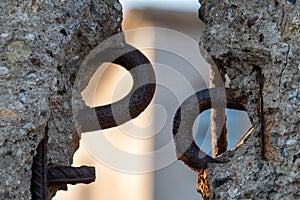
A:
[172, 88, 246, 171]
[74, 42, 156, 132]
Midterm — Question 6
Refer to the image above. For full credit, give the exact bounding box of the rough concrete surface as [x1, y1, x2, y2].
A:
[197, 0, 299, 199]
[0, 0, 122, 199]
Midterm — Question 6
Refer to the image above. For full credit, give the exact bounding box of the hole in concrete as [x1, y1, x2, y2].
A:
[193, 109, 252, 156]
[259, 33, 264, 43]
[81, 62, 133, 107]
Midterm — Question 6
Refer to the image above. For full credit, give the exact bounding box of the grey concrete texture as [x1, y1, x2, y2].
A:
[198, 0, 299, 199]
[0, 0, 122, 199]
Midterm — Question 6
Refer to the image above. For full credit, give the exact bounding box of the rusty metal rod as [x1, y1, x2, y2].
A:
[47, 166, 95, 186]
[172, 88, 246, 171]
[76, 44, 156, 132]
[30, 127, 48, 200]
[30, 128, 96, 200]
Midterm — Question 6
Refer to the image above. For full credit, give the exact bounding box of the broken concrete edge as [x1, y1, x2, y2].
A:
[197, 0, 299, 199]
[0, 0, 123, 199]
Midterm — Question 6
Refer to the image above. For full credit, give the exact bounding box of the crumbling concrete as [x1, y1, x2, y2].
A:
[197, 0, 299, 199]
[0, 0, 122, 199]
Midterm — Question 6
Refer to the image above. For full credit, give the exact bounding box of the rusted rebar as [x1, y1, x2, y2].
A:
[76, 44, 156, 132]
[30, 126, 96, 200]
[172, 88, 246, 171]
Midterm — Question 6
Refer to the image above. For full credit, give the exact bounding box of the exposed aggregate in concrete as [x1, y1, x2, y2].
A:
[197, 0, 299, 199]
[0, 0, 122, 199]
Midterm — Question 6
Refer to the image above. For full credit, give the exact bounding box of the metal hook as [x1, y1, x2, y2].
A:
[75, 44, 156, 132]
[172, 88, 246, 171]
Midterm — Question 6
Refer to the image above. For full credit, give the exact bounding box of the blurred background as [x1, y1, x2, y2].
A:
[54, 1, 251, 200]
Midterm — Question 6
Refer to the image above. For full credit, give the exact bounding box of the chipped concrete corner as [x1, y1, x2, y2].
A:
[198, 0, 299, 199]
[0, 0, 122, 199]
